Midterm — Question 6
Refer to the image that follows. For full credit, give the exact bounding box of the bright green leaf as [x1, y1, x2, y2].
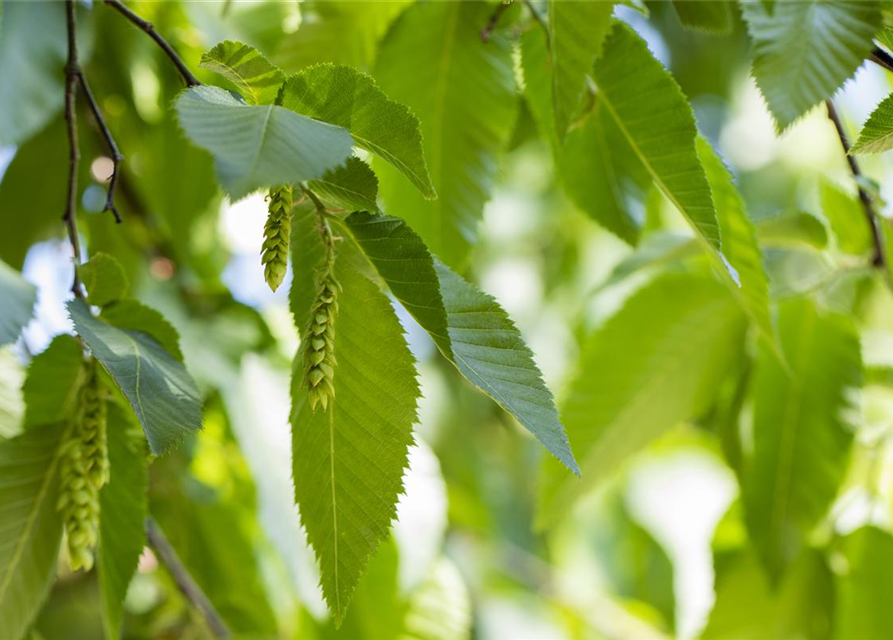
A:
[0, 423, 65, 640]
[852, 92, 893, 154]
[373, 1, 517, 267]
[22, 334, 84, 429]
[0, 349, 24, 439]
[200, 39, 285, 105]
[820, 180, 872, 255]
[837, 526, 893, 640]
[0, 259, 36, 347]
[278, 63, 435, 199]
[68, 299, 202, 454]
[742, 0, 881, 130]
[672, 0, 733, 35]
[175, 85, 353, 200]
[756, 210, 829, 249]
[79, 252, 129, 308]
[743, 297, 861, 580]
[306, 157, 380, 214]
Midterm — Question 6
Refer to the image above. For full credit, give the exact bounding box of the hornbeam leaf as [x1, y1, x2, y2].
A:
[79, 252, 129, 308]
[537, 273, 746, 527]
[837, 527, 893, 639]
[200, 40, 285, 105]
[373, 1, 517, 267]
[851, 92, 893, 154]
[593, 22, 722, 252]
[290, 234, 419, 624]
[101, 299, 184, 363]
[98, 404, 148, 640]
[672, 0, 733, 35]
[343, 212, 578, 474]
[743, 297, 861, 580]
[0, 423, 65, 640]
[742, 0, 881, 131]
[820, 179, 872, 255]
[68, 299, 203, 454]
[306, 157, 381, 214]
[175, 85, 353, 199]
[22, 334, 84, 429]
[278, 64, 434, 198]
[550, 0, 614, 139]
[0, 259, 36, 348]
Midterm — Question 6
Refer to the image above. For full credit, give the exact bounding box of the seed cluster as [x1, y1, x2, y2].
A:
[57, 361, 109, 572]
[261, 185, 293, 292]
[303, 266, 340, 412]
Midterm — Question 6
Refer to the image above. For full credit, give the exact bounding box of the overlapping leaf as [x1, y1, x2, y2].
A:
[373, 1, 517, 266]
[672, 0, 732, 35]
[0, 259, 36, 347]
[200, 40, 285, 105]
[538, 273, 746, 526]
[68, 299, 202, 454]
[175, 85, 353, 199]
[742, 0, 881, 130]
[290, 228, 419, 623]
[852, 92, 893, 154]
[79, 252, 129, 308]
[743, 297, 861, 580]
[278, 64, 433, 198]
[0, 423, 65, 640]
[343, 212, 578, 474]
[307, 157, 381, 214]
[22, 335, 84, 429]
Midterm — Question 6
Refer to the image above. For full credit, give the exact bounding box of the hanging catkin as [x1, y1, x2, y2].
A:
[261, 185, 293, 292]
[57, 360, 109, 572]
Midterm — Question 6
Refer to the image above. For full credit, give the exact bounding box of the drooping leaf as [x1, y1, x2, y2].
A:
[290, 236, 420, 623]
[100, 299, 184, 363]
[0, 423, 65, 640]
[672, 0, 733, 35]
[0, 259, 36, 347]
[22, 334, 84, 429]
[742, 0, 881, 130]
[537, 273, 746, 526]
[836, 526, 893, 639]
[343, 212, 578, 474]
[696, 138, 774, 347]
[278, 63, 434, 199]
[373, 1, 517, 267]
[851, 92, 893, 154]
[98, 404, 148, 640]
[79, 252, 129, 308]
[819, 180, 872, 255]
[549, 0, 614, 139]
[306, 157, 380, 214]
[199, 39, 285, 105]
[593, 22, 722, 251]
[68, 299, 202, 454]
[175, 85, 353, 199]
[743, 297, 861, 580]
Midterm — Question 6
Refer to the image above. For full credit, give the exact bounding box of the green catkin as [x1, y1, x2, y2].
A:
[262, 185, 293, 292]
[302, 228, 340, 412]
[57, 360, 109, 572]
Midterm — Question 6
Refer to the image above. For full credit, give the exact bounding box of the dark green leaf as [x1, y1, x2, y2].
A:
[672, 0, 733, 35]
[307, 158, 380, 214]
[22, 335, 84, 429]
[101, 299, 184, 363]
[79, 252, 129, 308]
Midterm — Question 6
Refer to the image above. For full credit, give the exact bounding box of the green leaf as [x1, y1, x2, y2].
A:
[742, 297, 861, 580]
[175, 85, 353, 200]
[672, 0, 733, 35]
[290, 239, 420, 624]
[852, 92, 893, 154]
[820, 180, 872, 255]
[0, 258, 36, 347]
[343, 212, 578, 474]
[742, 0, 881, 130]
[22, 335, 84, 429]
[307, 157, 380, 214]
[756, 210, 829, 249]
[837, 526, 893, 640]
[537, 273, 746, 526]
[68, 299, 202, 454]
[549, 0, 614, 139]
[278, 63, 435, 199]
[696, 138, 774, 348]
[593, 22, 722, 252]
[98, 404, 148, 640]
[401, 558, 471, 640]
[0, 423, 65, 640]
[101, 299, 184, 363]
[0, 349, 24, 439]
[199, 39, 285, 105]
[373, 1, 517, 266]
[79, 252, 129, 308]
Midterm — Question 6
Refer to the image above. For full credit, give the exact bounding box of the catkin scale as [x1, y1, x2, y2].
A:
[302, 266, 340, 412]
[58, 360, 109, 572]
[262, 185, 293, 292]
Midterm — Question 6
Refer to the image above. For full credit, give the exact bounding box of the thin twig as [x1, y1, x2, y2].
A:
[825, 99, 885, 268]
[871, 46, 893, 74]
[103, 0, 201, 87]
[63, 0, 84, 299]
[145, 517, 231, 639]
[481, 1, 512, 43]
[78, 74, 123, 223]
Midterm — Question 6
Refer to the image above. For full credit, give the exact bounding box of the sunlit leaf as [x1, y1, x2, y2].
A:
[200, 39, 285, 105]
